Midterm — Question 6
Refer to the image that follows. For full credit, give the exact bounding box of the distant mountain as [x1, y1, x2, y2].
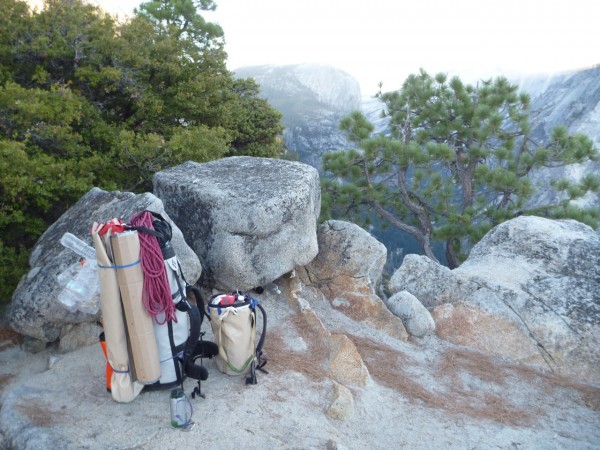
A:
[517, 65, 600, 209]
[234, 63, 362, 168]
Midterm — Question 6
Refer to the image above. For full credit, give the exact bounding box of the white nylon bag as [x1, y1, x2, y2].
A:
[207, 292, 266, 382]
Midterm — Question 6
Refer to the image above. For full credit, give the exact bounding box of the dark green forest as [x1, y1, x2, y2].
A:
[0, 0, 283, 305]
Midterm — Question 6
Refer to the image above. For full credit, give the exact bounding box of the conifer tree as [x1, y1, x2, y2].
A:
[322, 70, 599, 267]
[0, 0, 283, 305]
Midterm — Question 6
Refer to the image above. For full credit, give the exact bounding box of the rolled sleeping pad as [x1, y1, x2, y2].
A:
[111, 230, 161, 384]
[92, 222, 144, 402]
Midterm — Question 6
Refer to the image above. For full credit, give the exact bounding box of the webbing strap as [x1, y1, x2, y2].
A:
[227, 354, 255, 374]
[97, 260, 141, 269]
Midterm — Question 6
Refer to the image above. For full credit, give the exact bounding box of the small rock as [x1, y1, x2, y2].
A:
[21, 336, 48, 353]
[48, 355, 61, 369]
[326, 381, 354, 421]
[328, 334, 370, 387]
[59, 322, 102, 353]
[387, 291, 436, 337]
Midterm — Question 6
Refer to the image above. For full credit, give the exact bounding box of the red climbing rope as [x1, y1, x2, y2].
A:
[130, 211, 176, 324]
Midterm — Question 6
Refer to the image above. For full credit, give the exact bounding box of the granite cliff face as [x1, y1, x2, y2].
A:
[517, 65, 600, 209]
[234, 64, 362, 168]
[518, 65, 600, 138]
[237, 63, 599, 178]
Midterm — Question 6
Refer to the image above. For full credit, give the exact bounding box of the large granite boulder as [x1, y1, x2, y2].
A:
[298, 220, 408, 340]
[7, 188, 200, 343]
[389, 215, 600, 384]
[388, 254, 475, 308]
[153, 157, 320, 291]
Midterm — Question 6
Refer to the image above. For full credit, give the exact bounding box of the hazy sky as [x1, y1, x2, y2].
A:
[56, 1, 600, 95]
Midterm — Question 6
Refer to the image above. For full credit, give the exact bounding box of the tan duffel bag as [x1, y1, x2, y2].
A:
[207, 292, 267, 384]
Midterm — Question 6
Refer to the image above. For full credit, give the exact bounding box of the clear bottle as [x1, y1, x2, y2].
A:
[253, 282, 281, 296]
[58, 232, 100, 313]
[56, 261, 84, 287]
[60, 232, 96, 261]
[170, 388, 189, 428]
[57, 260, 99, 314]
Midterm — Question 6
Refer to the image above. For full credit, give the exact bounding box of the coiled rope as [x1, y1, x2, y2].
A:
[130, 211, 176, 324]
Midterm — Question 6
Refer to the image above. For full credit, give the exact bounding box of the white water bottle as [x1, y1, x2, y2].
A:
[60, 232, 96, 261]
[57, 260, 99, 313]
[58, 232, 99, 314]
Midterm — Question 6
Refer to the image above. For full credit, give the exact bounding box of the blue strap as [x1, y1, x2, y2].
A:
[97, 260, 141, 269]
[250, 296, 258, 310]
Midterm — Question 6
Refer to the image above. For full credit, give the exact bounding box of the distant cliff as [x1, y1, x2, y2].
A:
[517, 65, 600, 209]
[234, 64, 362, 168]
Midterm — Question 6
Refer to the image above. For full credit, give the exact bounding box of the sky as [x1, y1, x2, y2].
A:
[32, 0, 600, 96]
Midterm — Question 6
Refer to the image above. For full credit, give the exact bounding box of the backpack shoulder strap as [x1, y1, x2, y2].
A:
[246, 296, 268, 385]
[254, 300, 267, 360]
[181, 285, 217, 381]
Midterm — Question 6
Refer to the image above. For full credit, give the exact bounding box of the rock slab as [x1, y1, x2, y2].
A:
[153, 157, 320, 291]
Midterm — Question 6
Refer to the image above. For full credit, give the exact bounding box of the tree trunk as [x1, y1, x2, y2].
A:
[368, 200, 440, 265]
[445, 239, 460, 269]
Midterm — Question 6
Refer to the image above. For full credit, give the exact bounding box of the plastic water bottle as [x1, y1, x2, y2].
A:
[170, 388, 190, 428]
[254, 282, 281, 296]
[265, 282, 281, 295]
[57, 260, 99, 313]
[57, 232, 99, 314]
[56, 261, 83, 287]
[60, 232, 96, 261]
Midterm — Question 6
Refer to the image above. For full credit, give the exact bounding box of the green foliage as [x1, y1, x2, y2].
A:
[137, 0, 223, 46]
[0, 0, 30, 84]
[322, 69, 599, 268]
[221, 78, 284, 158]
[0, 241, 29, 312]
[0, 0, 284, 305]
[111, 125, 231, 191]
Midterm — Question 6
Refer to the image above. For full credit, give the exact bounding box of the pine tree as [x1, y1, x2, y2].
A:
[322, 69, 599, 267]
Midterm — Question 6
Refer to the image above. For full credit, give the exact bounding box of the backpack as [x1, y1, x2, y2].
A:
[95, 211, 217, 402]
[127, 210, 218, 394]
[207, 291, 267, 385]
